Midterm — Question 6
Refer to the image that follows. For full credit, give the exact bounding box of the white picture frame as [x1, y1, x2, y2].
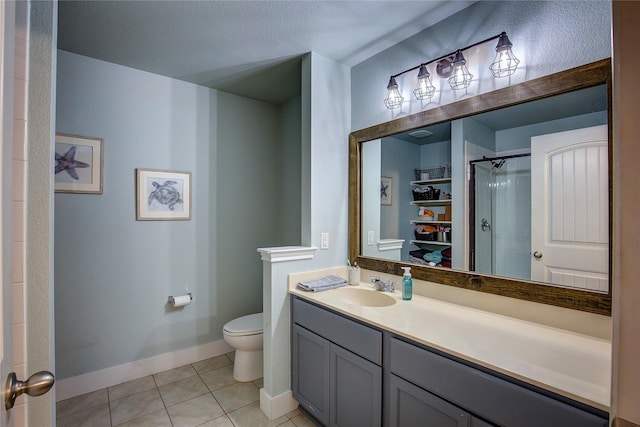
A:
[54, 133, 104, 194]
[136, 168, 192, 220]
[381, 176, 392, 206]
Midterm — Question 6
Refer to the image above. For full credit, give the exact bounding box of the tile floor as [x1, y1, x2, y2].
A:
[56, 352, 316, 427]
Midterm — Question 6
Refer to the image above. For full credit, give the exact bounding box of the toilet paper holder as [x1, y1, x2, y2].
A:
[168, 292, 192, 306]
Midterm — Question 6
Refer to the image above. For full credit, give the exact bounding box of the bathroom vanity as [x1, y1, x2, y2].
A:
[289, 275, 610, 427]
[292, 296, 382, 426]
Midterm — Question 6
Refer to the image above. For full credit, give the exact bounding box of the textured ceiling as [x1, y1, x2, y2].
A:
[57, 1, 474, 104]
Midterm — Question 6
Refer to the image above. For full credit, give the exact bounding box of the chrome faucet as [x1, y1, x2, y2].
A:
[370, 276, 395, 293]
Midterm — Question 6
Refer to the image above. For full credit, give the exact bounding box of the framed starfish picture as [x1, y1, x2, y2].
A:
[136, 168, 192, 220]
[381, 176, 392, 206]
[54, 133, 104, 194]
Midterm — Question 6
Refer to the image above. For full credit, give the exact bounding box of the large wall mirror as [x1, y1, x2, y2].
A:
[349, 59, 611, 315]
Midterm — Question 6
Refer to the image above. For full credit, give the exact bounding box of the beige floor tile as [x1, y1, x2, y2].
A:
[167, 393, 225, 427]
[226, 401, 289, 427]
[113, 408, 172, 427]
[212, 382, 260, 413]
[289, 412, 318, 427]
[275, 422, 296, 427]
[57, 388, 109, 419]
[285, 408, 318, 426]
[199, 365, 236, 391]
[55, 354, 263, 427]
[285, 408, 302, 419]
[192, 355, 233, 374]
[108, 376, 156, 402]
[153, 365, 197, 387]
[198, 414, 236, 427]
[109, 388, 165, 426]
[56, 402, 111, 427]
[226, 351, 235, 362]
[158, 375, 209, 407]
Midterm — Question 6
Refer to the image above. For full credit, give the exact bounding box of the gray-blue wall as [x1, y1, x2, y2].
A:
[55, 50, 298, 379]
[280, 96, 302, 245]
[380, 137, 420, 260]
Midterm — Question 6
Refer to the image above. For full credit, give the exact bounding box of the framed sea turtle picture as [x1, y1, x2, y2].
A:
[136, 168, 191, 220]
[54, 133, 104, 194]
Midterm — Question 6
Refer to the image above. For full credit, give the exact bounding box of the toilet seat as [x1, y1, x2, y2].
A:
[223, 313, 263, 337]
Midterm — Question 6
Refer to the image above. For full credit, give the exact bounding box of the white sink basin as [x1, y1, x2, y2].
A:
[338, 287, 396, 307]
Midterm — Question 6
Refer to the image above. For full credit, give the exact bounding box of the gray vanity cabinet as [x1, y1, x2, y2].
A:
[291, 295, 608, 427]
[291, 296, 383, 427]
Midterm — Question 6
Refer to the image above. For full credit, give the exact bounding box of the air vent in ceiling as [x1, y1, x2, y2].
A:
[408, 129, 433, 139]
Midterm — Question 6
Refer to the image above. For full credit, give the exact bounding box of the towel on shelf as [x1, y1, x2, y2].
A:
[297, 275, 347, 292]
[424, 250, 442, 264]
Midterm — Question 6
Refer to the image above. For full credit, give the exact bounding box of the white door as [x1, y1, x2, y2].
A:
[0, 1, 15, 425]
[1, 4, 54, 424]
[531, 125, 608, 291]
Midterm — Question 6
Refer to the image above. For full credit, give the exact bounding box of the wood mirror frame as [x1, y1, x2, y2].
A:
[348, 59, 612, 316]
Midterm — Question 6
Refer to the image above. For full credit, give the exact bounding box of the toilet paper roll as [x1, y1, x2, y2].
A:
[170, 294, 192, 308]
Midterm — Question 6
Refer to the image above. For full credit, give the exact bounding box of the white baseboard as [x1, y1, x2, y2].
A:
[56, 339, 233, 401]
[260, 388, 298, 420]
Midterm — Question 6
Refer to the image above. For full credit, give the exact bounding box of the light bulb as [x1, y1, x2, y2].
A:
[384, 77, 404, 109]
[489, 33, 520, 77]
[413, 65, 436, 100]
[447, 50, 473, 90]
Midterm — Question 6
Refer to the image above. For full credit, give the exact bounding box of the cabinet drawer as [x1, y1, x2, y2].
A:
[292, 296, 382, 365]
[390, 337, 607, 427]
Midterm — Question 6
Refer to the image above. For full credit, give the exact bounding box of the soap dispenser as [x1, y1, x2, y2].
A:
[401, 267, 412, 300]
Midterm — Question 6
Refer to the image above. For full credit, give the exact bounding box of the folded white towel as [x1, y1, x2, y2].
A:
[297, 275, 347, 292]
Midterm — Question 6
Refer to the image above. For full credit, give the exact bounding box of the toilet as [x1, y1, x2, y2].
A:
[223, 312, 264, 382]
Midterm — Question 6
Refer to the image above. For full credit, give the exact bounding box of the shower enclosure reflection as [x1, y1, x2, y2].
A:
[470, 154, 531, 280]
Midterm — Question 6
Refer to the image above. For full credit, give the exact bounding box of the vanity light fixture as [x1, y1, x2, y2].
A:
[489, 32, 520, 77]
[383, 31, 520, 109]
[447, 50, 473, 90]
[413, 65, 436, 100]
[384, 76, 404, 109]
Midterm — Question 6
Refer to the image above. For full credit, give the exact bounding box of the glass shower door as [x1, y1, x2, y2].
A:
[470, 155, 531, 280]
[473, 162, 493, 275]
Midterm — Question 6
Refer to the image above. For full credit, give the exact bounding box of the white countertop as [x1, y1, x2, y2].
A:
[288, 277, 611, 412]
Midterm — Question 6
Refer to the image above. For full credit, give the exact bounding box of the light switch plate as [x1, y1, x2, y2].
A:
[321, 232, 329, 249]
[368, 231, 374, 245]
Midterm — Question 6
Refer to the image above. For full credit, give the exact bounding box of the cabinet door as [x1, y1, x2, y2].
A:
[389, 374, 477, 427]
[292, 324, 330, 425]
[330, 344, 382, 427]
